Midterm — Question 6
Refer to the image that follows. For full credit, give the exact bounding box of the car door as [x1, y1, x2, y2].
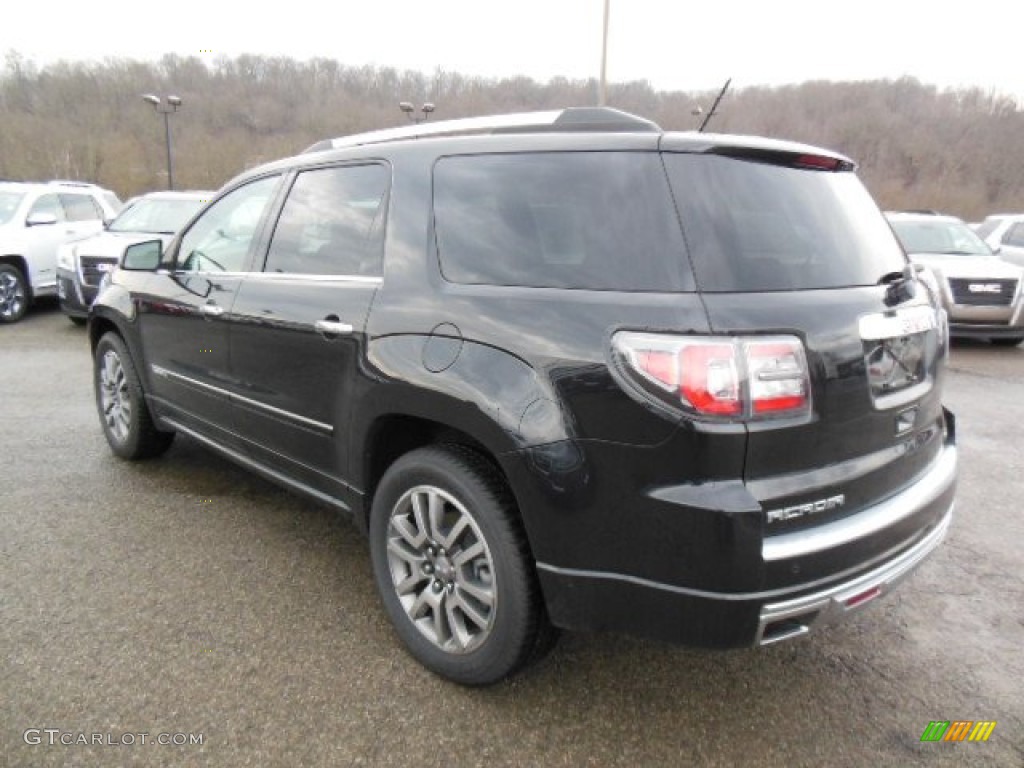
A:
[23, 193, 71, 290]
[227, 163, 389, 503]
[135, 175, 282, 446]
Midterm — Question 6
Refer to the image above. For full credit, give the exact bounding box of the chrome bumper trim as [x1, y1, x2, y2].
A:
[762, 444, 956, 562]
[756, 507, 952, 645]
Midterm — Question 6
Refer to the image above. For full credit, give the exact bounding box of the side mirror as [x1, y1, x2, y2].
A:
[122, 239, 162, 271]
[26, 211, 58, 227]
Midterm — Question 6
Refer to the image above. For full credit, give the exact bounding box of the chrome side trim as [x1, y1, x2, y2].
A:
[242, 272, 382, 285]
[161, 417, 350, 513]
[762, 444, 956, 562]
[172, 270, 382, 284]
[151, 365, 333, 435]
[756, 508, 952, 645]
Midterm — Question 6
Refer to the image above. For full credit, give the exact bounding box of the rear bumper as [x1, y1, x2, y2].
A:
[756, 506, 951, 644]
[528, 427, 957, 648]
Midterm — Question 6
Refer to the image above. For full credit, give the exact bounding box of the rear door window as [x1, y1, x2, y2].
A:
[433, 152, 694, 291]
[664, 153, 905, 292]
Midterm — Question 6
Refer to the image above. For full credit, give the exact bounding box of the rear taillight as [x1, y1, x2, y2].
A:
[612, 332, 811, 421]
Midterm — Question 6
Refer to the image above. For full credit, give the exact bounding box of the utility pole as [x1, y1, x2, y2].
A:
[598, 0, 610, 105]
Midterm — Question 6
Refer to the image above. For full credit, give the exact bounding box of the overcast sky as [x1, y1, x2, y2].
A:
[4, 0, 1021, 101]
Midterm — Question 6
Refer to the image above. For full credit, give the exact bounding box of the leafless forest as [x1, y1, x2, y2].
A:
[2, 52, 1021, 220]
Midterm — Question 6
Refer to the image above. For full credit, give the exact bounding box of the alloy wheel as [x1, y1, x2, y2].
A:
[385, 485, 497, 654]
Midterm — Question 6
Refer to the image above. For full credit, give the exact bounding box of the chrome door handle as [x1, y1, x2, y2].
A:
[200, 303, 225, 317]
[315, 319, 353, 336]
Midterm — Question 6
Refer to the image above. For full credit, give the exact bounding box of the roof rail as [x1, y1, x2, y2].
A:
[305, 107, 661, 153]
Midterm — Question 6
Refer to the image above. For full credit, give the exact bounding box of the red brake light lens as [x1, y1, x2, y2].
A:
[613, 333, 810, 421]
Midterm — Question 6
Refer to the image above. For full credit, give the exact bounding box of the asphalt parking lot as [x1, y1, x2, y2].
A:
[2, 302, 1022, 767]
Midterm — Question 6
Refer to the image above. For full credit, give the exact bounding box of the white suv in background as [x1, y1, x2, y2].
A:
[0, 181, 122, 323]
[974, 213, 1024, 268]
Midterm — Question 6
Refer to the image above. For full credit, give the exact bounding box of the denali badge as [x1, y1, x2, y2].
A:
[968, 283, 1002, 294]
[766, 494, 845, 523]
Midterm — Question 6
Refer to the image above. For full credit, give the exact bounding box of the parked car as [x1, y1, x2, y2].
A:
[973, 213, 1024, 268]
[0, 181, 121, 323]
[89, 108, 957, 684]
[887, 211, 1024, 346]
[57, 190, 211, 324]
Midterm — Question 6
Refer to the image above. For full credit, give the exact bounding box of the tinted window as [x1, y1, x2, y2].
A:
[177, 176, 279, 273]
[665, 154, 905, 292]
[59, 193, 103, 222]
[265, 164, 388, 276]
[1002, 222, 1024, 247]
[433, 152, 693, 291]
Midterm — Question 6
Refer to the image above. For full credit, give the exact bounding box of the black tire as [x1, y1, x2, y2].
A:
[0, 263, 30, 324]
[369, 445, 554, 685]
[991, 337, 1023, 347]
[93, 332, 175, 459]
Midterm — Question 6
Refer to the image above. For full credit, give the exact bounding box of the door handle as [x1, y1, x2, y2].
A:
[200, 303, 225, 318]
[315, 319, 353, 337]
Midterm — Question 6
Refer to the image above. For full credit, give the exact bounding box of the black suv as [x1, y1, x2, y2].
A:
[89, 108, 957, 685]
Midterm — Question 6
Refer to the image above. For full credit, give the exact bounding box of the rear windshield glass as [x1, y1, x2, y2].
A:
[433, 152, 694, 291]
[110, 197, 207, 234]
[664, 154, 905, 292]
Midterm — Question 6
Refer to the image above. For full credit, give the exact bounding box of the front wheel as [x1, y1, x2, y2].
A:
[369, 445, 553, 685]
[94, 332, 175, 459]
[0, 263, 29, 323]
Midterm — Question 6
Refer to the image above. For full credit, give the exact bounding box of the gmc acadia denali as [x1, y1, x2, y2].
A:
[89, 108, 957, 684]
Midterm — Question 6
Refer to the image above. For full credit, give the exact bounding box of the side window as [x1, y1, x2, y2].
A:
[1002, 223, 1024, 247]
[59, 193, 103, 222]
[433, 153, 692, 291]
[265, 164, 388, 276]
[177, 176, 279, 273]
[27, 194, 62, 222]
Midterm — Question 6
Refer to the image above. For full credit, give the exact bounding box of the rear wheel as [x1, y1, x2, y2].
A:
[991, 337, 1023, 347]
[369, 445, 553, 685]
[0, 263, 29, 324]
[94, 332, 175, 459]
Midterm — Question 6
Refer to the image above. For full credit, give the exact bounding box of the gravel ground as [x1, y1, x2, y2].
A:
[2, 303, 1022, 767]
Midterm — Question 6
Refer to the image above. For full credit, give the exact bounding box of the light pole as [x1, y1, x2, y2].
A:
[598, 0, 610, 106]
[399, 102, 435, 124]
[142, 94, 182, 190]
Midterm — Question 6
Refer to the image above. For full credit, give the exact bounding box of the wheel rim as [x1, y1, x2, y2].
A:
[99, 349, 132, 442]
[385, 485, 497, 654]
[0, 271, 26, 319]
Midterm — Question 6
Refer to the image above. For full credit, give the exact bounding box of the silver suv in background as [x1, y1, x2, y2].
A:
[57, 190, 211, 324]
[888, 211, 1024, 346]
[0, 181, 122, 323]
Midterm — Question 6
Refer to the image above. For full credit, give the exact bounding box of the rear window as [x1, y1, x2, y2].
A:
[433, 152, 694, 292]
[664, 154, 905, 292]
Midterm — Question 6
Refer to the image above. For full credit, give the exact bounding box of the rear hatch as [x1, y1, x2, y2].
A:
[661, 143, 950, 587]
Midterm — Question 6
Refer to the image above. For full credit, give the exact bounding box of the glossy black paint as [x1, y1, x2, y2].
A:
[90, 123, 956, 650]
